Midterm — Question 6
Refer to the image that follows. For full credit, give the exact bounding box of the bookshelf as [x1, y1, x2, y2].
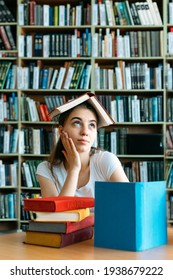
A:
[0, 0, 173, 232]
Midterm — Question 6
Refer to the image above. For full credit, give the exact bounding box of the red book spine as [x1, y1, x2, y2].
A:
[60, 226, 94, 247]
[66, 215, 94, 234]
[0, 26, 11, 50]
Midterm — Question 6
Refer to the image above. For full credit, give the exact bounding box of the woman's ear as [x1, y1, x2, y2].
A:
[58, 125, 63, 134]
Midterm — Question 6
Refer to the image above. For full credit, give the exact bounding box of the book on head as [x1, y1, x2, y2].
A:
[48, 92, 115, 128]
[24, 195, 94, 212]
[94, 181, 167, 251]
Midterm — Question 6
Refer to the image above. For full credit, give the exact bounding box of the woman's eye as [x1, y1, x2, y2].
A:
[89, 123, 96, 129]
[73, 121, 81, 126]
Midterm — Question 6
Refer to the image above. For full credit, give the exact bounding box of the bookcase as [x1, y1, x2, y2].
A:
[0, 0, 173, 232]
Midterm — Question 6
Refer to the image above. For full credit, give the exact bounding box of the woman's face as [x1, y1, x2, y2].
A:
[59, 106, 98, 153]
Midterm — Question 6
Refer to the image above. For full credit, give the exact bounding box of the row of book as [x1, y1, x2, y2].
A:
[94, 62, 163, 90]
[97, 127, 163, 155]
[17, 61, 91, 90]
[0, 62, 16, 90]
[0, 125, 19, 154]
[0, 92, 18, 122]
[123, 160, 164, 183]
[111, 95, 163, 123]
[165, 63, 173, 90]
[19, 29, 91, 58]
[93, 29, 162, 58]
[20, 192, 41, 222]
[0, 193, 17, 219]
[0, 160, 18, 187]
[93, 0, 162, 26]
[23, 196, 94, 248]
[20, 127, 58, 155]
[18, 1, 91, 26]
[21, 160, 42, 188]
[0, 0, 15, 23]
[0, 25, 16, 51]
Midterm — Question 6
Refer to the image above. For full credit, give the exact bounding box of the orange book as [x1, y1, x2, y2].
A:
[24, 196, 94, 212]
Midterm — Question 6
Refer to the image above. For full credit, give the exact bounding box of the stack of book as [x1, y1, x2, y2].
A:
[23, 196, 94, 248]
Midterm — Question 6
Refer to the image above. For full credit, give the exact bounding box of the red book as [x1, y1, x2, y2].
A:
[24, 226, 94, 248]
[28, 215, 94, 234]
[24, 196, 95, 212]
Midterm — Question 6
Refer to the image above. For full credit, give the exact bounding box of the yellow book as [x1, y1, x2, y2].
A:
[34, 208, 90, 222]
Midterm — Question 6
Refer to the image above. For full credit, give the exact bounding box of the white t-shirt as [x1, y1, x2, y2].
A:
[36, 150, 122, 197]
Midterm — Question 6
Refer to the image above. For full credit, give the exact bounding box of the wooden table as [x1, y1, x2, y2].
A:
[0, 227, 172, 260]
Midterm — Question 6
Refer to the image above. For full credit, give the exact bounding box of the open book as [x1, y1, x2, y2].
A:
[49, 92, 115, 128]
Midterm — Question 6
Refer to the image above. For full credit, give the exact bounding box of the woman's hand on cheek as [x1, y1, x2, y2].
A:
[60, 131, 81, 172]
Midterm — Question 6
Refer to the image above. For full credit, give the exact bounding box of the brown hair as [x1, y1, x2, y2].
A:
[48, 101, 99, 175]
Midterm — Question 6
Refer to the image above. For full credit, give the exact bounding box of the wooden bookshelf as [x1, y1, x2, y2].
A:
[1, 0, 173, 232]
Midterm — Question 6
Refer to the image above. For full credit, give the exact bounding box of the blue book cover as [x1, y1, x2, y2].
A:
[94, 181, 167, 251]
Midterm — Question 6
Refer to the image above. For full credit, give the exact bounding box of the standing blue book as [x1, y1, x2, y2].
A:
[94, 181, 167, 251]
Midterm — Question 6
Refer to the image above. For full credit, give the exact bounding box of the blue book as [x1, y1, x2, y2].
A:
[94, 181, 167, 251]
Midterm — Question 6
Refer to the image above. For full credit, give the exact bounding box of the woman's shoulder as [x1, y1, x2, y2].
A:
[37, 160, 50, 170]
[91, 150, 118, 162]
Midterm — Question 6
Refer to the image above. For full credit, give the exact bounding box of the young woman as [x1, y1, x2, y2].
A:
[36, 97, 129, 198]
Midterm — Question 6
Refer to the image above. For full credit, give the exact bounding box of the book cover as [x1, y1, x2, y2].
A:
[94, 181, 167, 251]
[24, 196, 94, 212]
[33, 208, 90, 222]
[48, 92, 115, 128]
[24, 226, 94, 248]
[28, 214, 94, 234]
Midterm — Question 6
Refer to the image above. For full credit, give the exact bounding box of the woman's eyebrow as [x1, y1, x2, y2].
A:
[71, 117, 97, 123]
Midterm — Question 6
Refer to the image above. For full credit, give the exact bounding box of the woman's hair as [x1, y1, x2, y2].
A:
[48, 101, 99, 174]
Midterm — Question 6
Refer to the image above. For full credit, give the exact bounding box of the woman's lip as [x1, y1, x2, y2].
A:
[78, 139, 89, 143]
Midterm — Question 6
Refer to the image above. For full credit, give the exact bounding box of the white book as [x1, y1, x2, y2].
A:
[115, 67, 123, 89]
[123, 35, 130, 57]
[10, 163, 17, 187]
[155, 67, 162, 89]
[33, 66, 40, 89]
[124, 67, 132, 90]
[18, 3, 24, 25]
[92, 33, 98, 57]
[63, 67, 75, 89]
[105, 33, 112, 58]
[23, 67, 29, 89]
[71, 34, 77, 57]
[146, 0, 158, 25]
[169, 3, 173, 24]
[105, 0, 114, 26]
[23, 162, 33, 188]
[10, 65, 17, 89]
[17, 66, 24, 89]
[145, 65, 150, 89]
[132, 96, 141, 122]
[18, 130, 25, 154]
[43, 4, 49, 26]
[99, 3, 107, 25]
[26, 35, 33, 57]
[153, 2, 163, 25]
[26, 97, 39, 122]
[117, 98, 124, 122]
[76, 5, 82, 26]
[55, 67, 66, 89]
[18, 35, 25, 57]
[83, 65, 92, 89]
[94, 65, 100, 90]
[108, 69, 114, 89]
[167, 65, 173, 90]
[168, 32, 173, 55]
[117, 35, 124, 57]
[32, 129, 41, 154]
[110, 131, 117, 154]
[43, 35, 50, 57]
[139, 161, 148, 182]
[3, 131, 10, 153]
[92, 3, 98, 25]
[111, 99, 117, 122]
[135, 2, 146, 25]
[49, 69, 58, 89]
[59, 5, 65, 26]
[144, 3, 154, 25]
[0, 162, 5, 186]
[66, 3, 71, 26]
